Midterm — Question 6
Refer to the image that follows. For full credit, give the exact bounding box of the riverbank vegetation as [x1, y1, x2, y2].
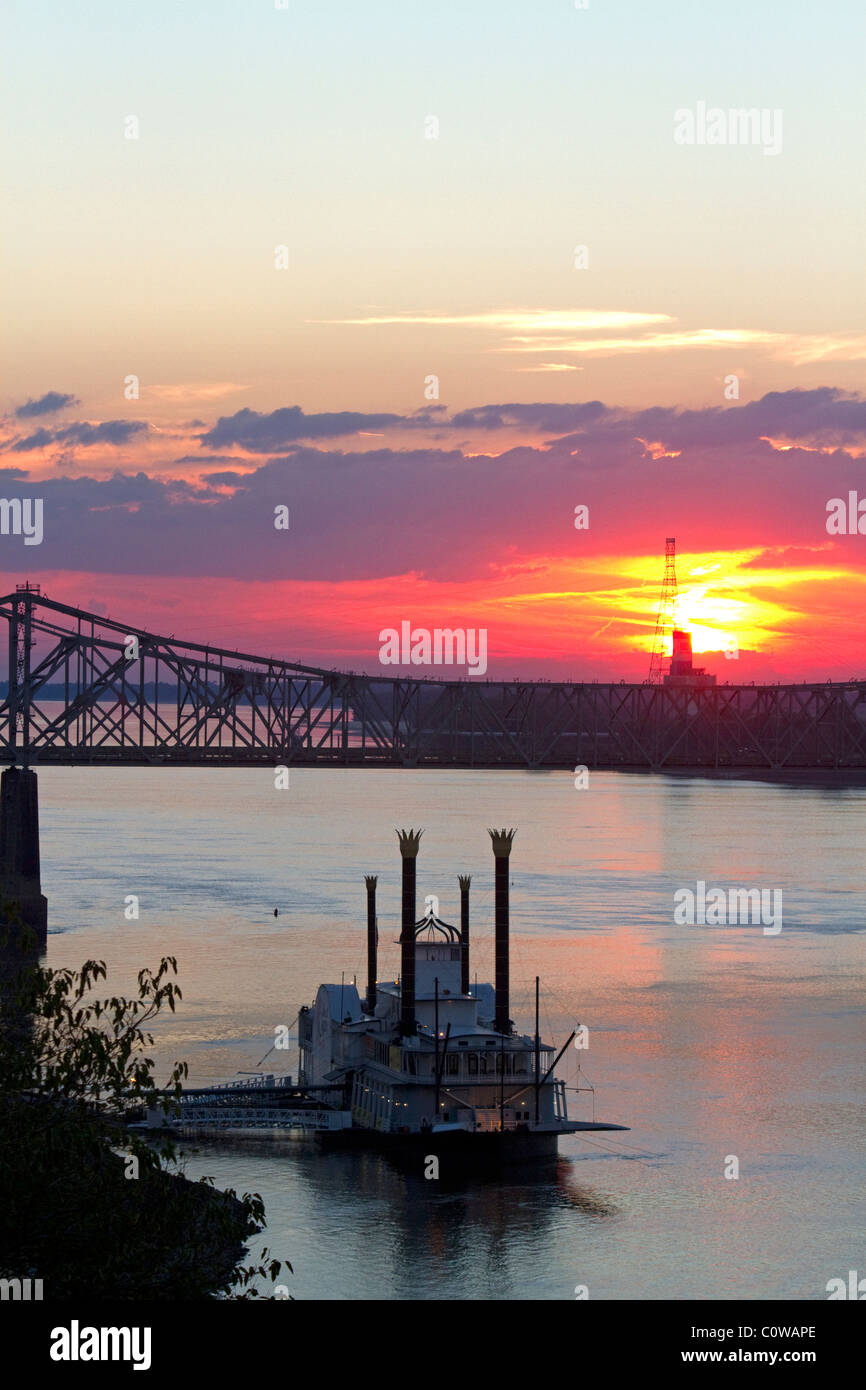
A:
[0, 922, 289, 1299]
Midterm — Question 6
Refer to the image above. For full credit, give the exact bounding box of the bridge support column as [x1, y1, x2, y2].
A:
[0, 765, 47, 953]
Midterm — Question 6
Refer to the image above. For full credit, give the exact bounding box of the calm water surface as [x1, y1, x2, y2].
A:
[40, 768, 865, 1300]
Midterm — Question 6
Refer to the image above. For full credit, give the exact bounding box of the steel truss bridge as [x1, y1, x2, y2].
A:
[2, 588, 865, 772]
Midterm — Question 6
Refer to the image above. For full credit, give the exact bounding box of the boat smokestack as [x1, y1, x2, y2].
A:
[364, 875, 378, 1014]
[458, 874, 471, 995]
[397, 829, 422, 1036]
[489, 828, 515, 1033]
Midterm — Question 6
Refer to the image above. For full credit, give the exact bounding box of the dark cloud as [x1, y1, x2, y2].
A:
[11, 420, 147, 452]
[621, 389, 866, 451]
[0, 435, 856, 586]
[56, 421, 148, 447]
[449, 400, 612, 432]
[11, 429, 54, 452]
[198, 388, 866, 457]
[0, 387, 864, 588]
[173, 454, 238, 468]
[200, 406, 408, 451]
[445, 388, 866, 451]
[14, 391, 79, 419]
[201, 469, 249, 486]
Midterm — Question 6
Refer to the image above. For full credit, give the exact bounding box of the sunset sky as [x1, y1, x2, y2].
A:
[2, 0, 865, 681]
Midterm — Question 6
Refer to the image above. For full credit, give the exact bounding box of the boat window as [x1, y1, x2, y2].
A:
[468, 1054, 478, 1074]
[446, 1055, 459, 1075]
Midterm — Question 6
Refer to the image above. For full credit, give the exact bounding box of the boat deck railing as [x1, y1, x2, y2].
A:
[177, 1106, 352, 1132]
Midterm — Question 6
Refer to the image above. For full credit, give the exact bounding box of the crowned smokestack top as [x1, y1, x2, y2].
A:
[397, 828, 423, 859]
[458, 874, 471, 995]
[488, 828, 515, 1033]
[489, 828, 515, 860]
[397, 829, 422, 1035]
[364, 875, 378, 1015]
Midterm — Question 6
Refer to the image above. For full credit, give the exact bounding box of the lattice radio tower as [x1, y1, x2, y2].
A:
[647, 538, 678, 684]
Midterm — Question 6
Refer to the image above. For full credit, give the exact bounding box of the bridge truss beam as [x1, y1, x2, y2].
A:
[1, 590, 866, 771]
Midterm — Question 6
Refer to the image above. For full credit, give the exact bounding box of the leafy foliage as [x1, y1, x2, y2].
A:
[0, 920, 291, 1299]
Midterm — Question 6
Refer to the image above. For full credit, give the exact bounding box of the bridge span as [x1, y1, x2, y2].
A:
[2, 587, 866, 772]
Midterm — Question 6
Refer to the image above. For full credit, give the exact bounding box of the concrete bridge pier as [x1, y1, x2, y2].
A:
[0, 765, 47, 953]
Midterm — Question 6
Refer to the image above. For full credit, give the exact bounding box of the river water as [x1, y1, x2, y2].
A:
[39, 767, 864, 1300]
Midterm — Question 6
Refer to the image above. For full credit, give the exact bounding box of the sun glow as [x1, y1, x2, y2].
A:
[618, 548, 806, 656]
